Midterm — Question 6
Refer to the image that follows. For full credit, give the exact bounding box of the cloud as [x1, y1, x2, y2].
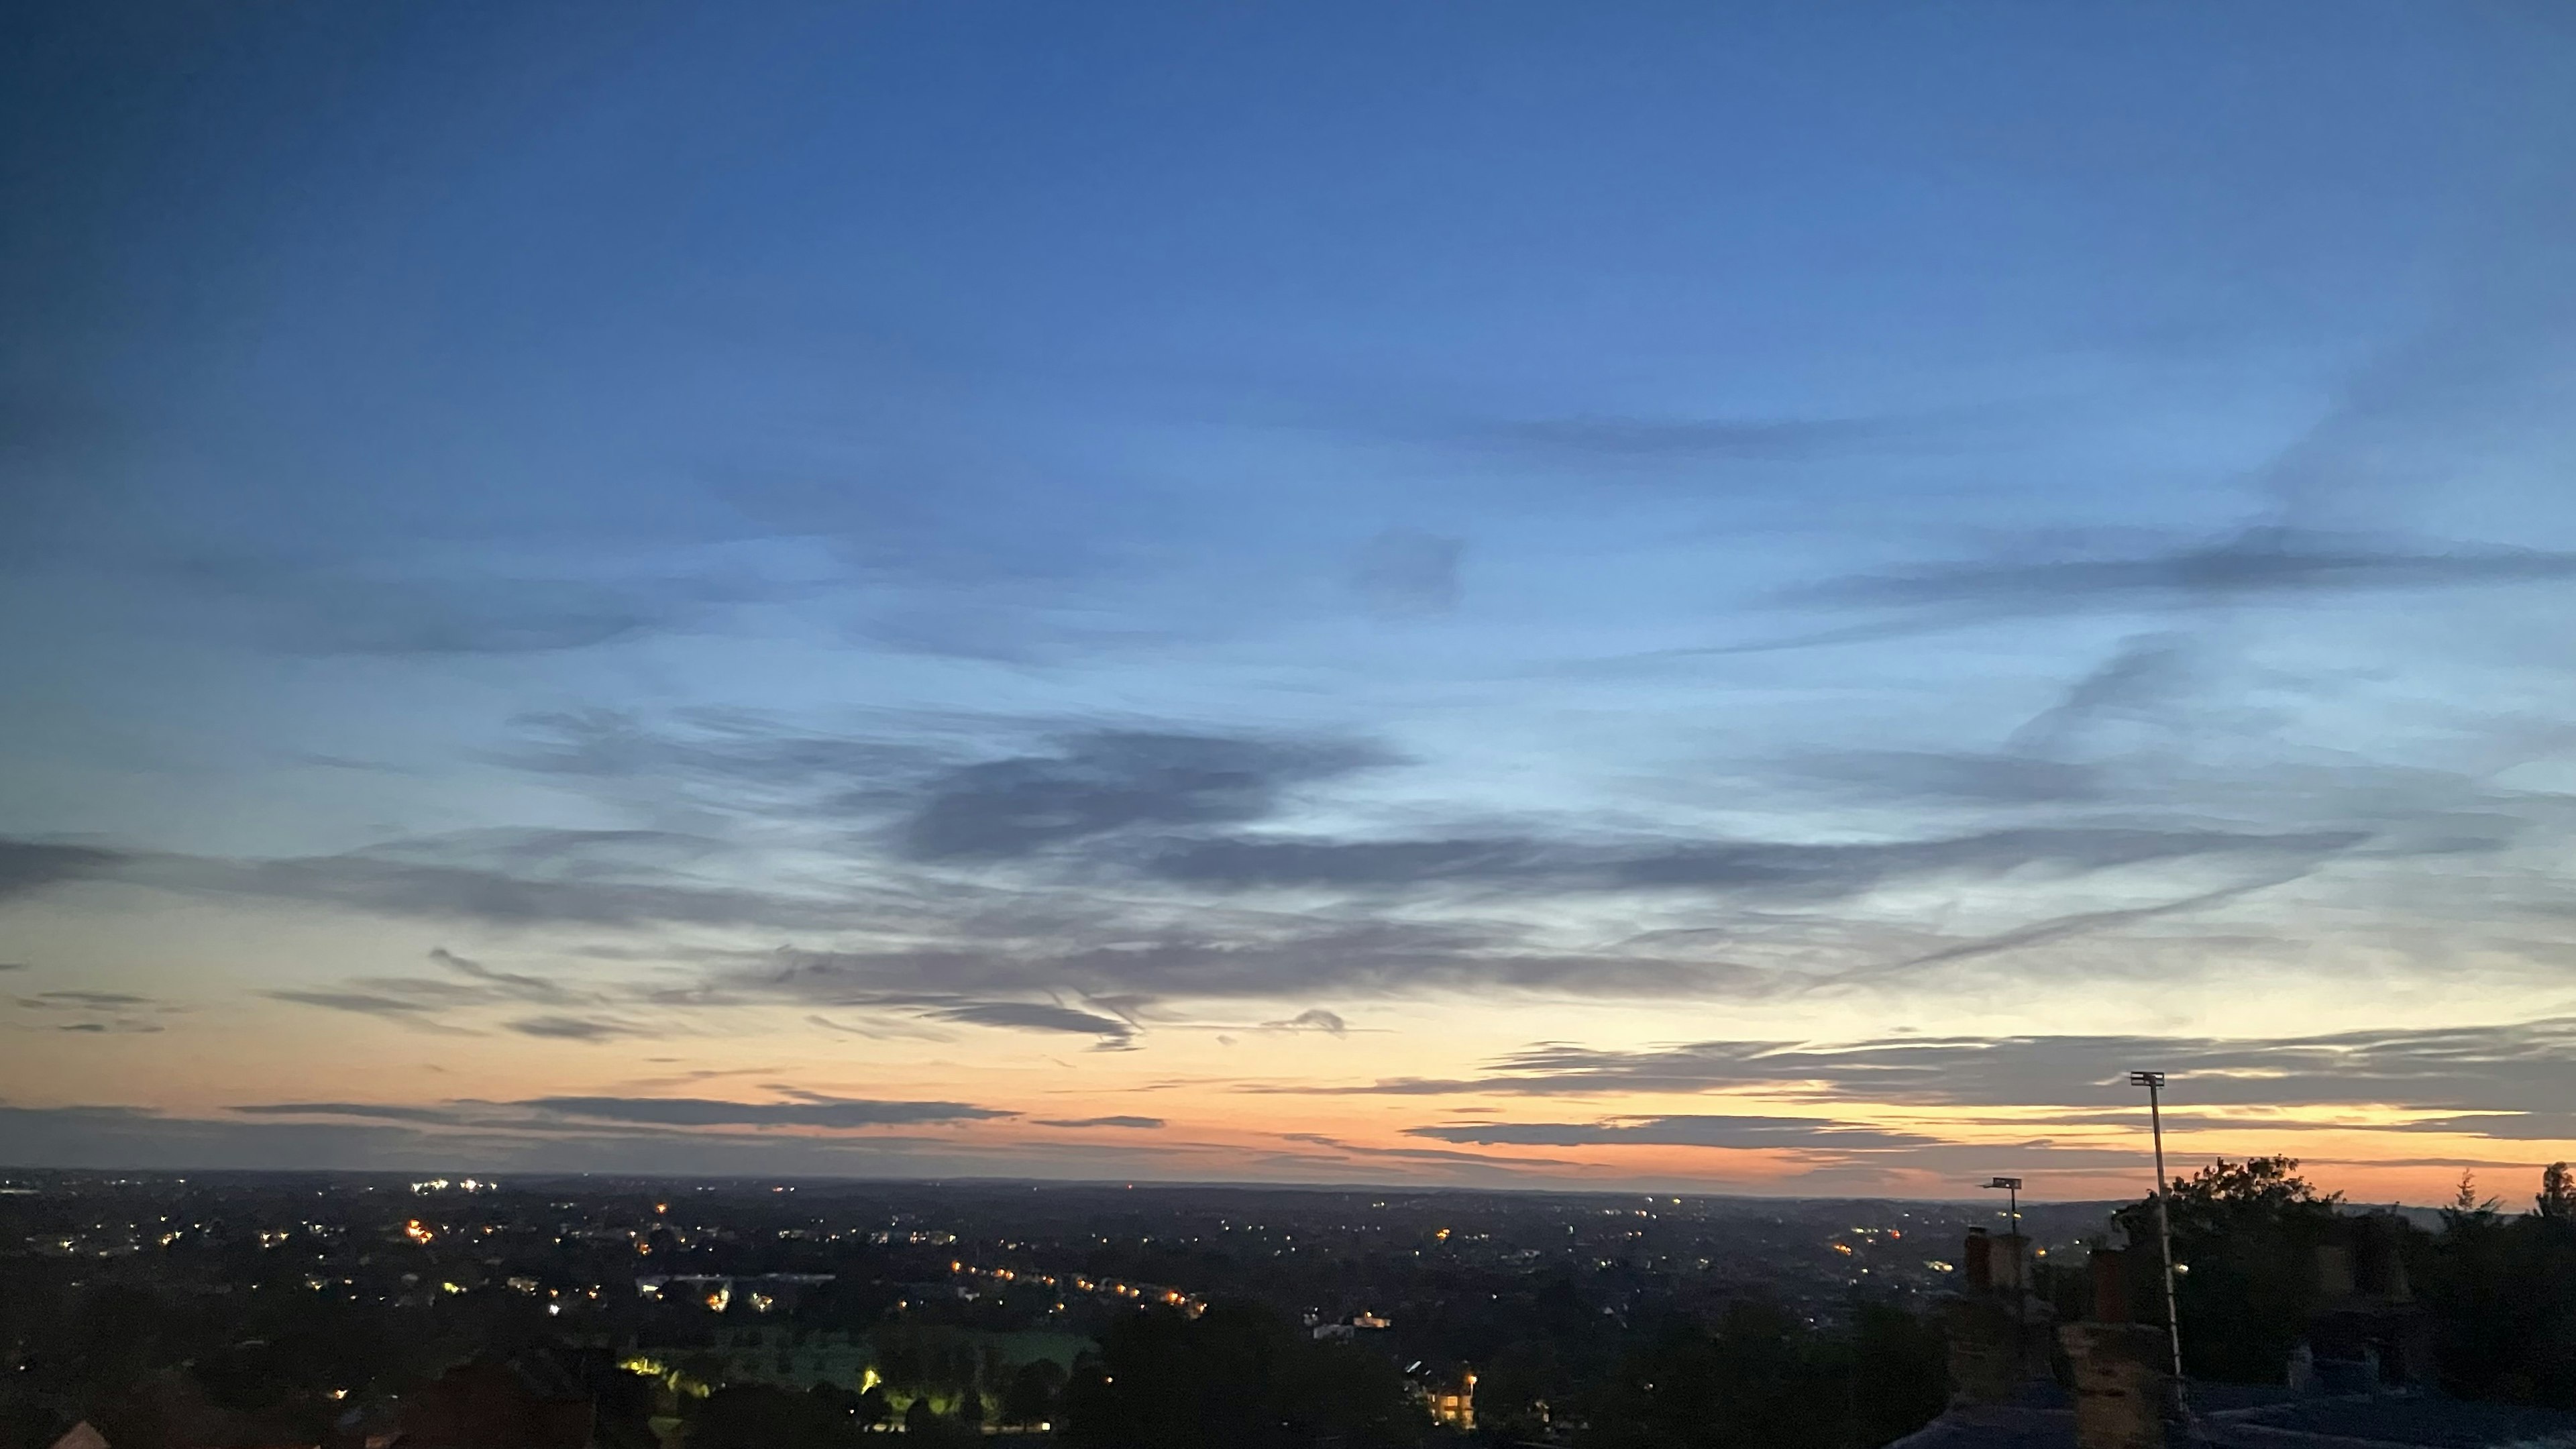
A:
[1405, 1114, 1942, 1150]
[925, 1002, 1136, 1039]
[14, 985, 179, 1035]
[2389, 1112, 2576, 1142]
[174, 555, 753, 656]
[1265, 1008, 1348, 1035]
[262, 989, 483, 1034]
[519, 1095, 1015, 1128]
[506, 708, 943, 800]
[1034, 1116, 1166, 1130]
[1794, 528, 2576, 619]
[506, 1014, 655, 1042]
[44, 830, 862, 932]
[901, 730, 1385, 860]
[1457, 413, 1917, 462]
[0, 1106, 450, 1173]
[0, 841, 124, 901]
[740, 922, 1729, 1003]
[1140, 825, 2363, 898]
[0, 1105, 1060, 1177]
[5, 673, 2555, 1035]
[431, 946, 586, 1006]
[2006, 634, 2194, 756]
[1664, 529, 2576, 655]
[230, 1102, 476, 1125]
[21, 989, 151, 1008]
[806, 1013, 956, 1042]
[1276, 1130, 1579, 1171]
[1143, 837, 1540, 890]
[1862, 875, 2311, 977]
[1776, 751, 2104, 805]
[1310, 1019, 2576, 1120]
[1350, 528, 1462, 617]
[206, 844, 835, 930]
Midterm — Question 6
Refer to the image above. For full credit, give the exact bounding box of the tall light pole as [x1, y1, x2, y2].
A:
[2129, 1070, 2186, 1412]
[1983, 1177, 2026, 1371]
[1984, 1176, 2023, 1242]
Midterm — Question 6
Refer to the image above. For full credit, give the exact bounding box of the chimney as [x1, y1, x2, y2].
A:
[2058, 1323, 2169, 1449]
[2314, 1242, 2355, 1299]
[1943, 1295, 2020, 1405]
[1990, 1233, 2030, 1295]
[1944, 1227, 2029, 1405]
[2057, 1244, 2169, 1449]
[2088, 1247, 2130, 1324]
[2354, 1219, 2412, 1303]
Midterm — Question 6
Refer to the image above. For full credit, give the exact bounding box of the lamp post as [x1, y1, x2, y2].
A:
[2129, 1069, 2186, 1418]
[1984, 1176, 2023, 1242]
[1983, 1177, 2026, 1372]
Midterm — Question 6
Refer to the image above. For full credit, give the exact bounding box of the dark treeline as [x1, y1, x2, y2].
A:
[2078, 1157, 2576, 1405]
[1060, 1290, 1948, 1449]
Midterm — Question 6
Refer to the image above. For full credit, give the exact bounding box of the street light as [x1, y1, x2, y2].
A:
[1983, 1177, 2023, 1240]
[1982, 1177, 2027, 1372]
[2129, 1069, 2187, 1418]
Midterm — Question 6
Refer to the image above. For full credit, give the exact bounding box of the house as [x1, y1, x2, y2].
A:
[1894, 1230, 2576, 1449]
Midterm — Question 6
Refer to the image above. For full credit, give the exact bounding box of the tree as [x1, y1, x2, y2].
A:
[1848, 1301, 1947, 1448]
[1473, 1339, 1566, 1440]
[1000, 1360, 1064, 1429]
[2422, 1165, 2576, 1405]
[2165, 1156, 2343, 1217]
[1060, 1301, 1420, 1449]
[686, 1384, 857, 1449]
[1585, 1301, 1847, 1449]
[2448, 1170, 2501, 1222]
[901, 1395, 976, 1449]
[2112, 1157, 2344, 1383]
[2538, 1163, 2575, 1222]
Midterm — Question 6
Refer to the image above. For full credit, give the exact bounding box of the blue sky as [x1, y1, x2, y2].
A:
[5, 1, 2575, 1195]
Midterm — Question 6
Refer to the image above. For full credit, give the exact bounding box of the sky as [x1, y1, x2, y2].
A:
[5, 2, 2576, 1202]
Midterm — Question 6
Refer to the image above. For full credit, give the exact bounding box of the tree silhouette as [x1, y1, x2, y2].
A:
[2538, 1162, 2575, 1222]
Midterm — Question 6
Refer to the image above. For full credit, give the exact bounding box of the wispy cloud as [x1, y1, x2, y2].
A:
[1805, 527, 2576, 610]
[1277, 1130, 1578, 1171]
[0, 841, 124, 901]
[1140, 825, 2363, 898]
[9, 987, 184, 1036]
[506, 1015, 657, 1042]
[263, 989, 484, 1034]
[1405, 1114, 1941, 1151]
[924, 1001, 1136, 1040]
[900, 730, 1387, 861]
[521, 1095, 1014, 1128]
[1698, 529, 2576, 655]
[169, 553, 763, 657]
[1301, 1020, 2576, 1126]
[1474, 413, 1912, 461]
[1350, 528, 1462, 618]
[230, 1102, 477, 1125]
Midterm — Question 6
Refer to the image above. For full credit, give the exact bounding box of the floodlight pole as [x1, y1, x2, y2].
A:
[1984, 1177, 2022, 1242]
[1983, 1177, 2025, 1372]
[2130, 1070, 2187, 1417]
